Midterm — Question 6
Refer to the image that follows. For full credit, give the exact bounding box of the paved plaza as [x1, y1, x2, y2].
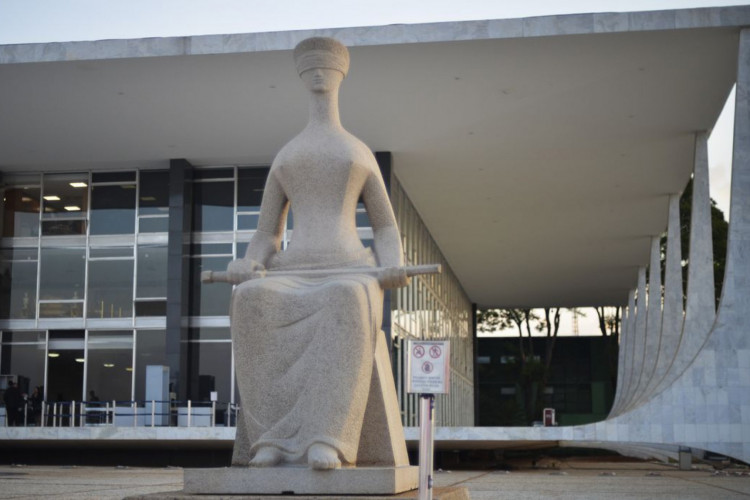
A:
[0, 458, 748, 499]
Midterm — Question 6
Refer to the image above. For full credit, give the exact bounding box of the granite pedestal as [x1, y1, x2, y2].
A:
[184, 465, 419, 495]
[131, 486, 468, 500]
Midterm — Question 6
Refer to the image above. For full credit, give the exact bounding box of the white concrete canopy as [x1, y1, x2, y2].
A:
[0, 7, 746, 308]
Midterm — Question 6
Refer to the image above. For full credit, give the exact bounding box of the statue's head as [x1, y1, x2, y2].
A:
[294, 37, 350, 93]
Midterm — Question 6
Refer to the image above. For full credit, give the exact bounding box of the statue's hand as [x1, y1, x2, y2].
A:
[226, 258, 266, 284]
[379, 266, 411, 289]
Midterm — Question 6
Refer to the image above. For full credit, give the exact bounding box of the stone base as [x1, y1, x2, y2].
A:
[128, 486, 469, 500]
[183, 465, 419, 495]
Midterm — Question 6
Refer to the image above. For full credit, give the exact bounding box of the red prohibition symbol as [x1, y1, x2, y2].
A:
[429, 345, 442, 358]
[413, 345, 425, 358]
[421, 361, 434, 374]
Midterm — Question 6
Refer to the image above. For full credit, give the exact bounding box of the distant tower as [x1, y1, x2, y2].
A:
[571, 308, 580, 336]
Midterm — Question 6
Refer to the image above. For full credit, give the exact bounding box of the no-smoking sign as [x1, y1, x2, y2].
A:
[406, 340, 450, 394]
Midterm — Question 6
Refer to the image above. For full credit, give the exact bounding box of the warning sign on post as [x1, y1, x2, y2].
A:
[407, 340, 450, 394]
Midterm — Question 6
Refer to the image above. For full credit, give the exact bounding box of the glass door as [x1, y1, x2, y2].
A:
[46, 330, 84, 402]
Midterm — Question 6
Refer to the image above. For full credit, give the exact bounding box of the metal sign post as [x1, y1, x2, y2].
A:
[407, 339, 450, 500]
[418, 393, 435, 500]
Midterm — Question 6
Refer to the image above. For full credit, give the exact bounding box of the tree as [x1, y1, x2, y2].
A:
[477, 307, 565, 424]
[660, 178, 728, 306]
[595, 306, 620, 400]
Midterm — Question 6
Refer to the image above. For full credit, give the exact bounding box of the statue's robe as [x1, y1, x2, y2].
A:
[230, 248, 382, 465]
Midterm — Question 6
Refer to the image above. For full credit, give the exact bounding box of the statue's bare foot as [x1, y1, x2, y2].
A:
[250, 447, 283, 467]
[308, 443, 341, 470]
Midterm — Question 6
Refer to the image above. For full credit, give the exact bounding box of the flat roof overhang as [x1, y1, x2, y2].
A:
[0, 7, 746, 308]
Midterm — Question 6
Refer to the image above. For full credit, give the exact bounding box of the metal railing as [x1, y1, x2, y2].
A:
[1, 400, 240, 428]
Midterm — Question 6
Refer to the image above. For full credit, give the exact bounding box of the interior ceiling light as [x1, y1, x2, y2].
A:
[43, 195, 61, 201]
[21, 196, 32, 202]
[69, 182, 88, 188]
[125, 367, 133, 372]
[103, 363, 115, 368]
[64, 206, 81, 211]
[140, 196, 156, 201]
[48, 352, 60, 358]
[75, 358, 85, 363]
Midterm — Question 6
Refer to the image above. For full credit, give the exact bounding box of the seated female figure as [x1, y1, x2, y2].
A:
[227, 37, 408, 470]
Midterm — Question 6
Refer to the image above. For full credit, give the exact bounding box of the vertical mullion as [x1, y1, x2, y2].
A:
[131, 329, 137, 402]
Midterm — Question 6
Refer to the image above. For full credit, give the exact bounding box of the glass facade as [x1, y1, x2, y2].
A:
[391, 175, 475, 426]
[0, 160, 475, 426]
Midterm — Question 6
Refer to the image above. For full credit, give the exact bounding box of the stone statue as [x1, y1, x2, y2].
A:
[208, 37, 437, 473]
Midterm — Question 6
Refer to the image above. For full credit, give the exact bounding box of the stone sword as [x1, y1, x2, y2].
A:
[201, 263, 442, 286]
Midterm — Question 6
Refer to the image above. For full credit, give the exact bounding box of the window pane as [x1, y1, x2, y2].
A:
[0, 248, 38, 319]
[356, 208, 371, 228]
[237, 213, 261, 230]
[138, 216, 168, 233]
[39, 302, 83, 318]
[192, 181, 234, 232]
[2, 184, 40, 237]
[185, 341, 231, 402]
[86, 331, 133, 402]
[235, 241, 248, 258]
[190, 243, 233, 256]
[92, 171, 136, 183]
[194, 168, 233, 180]
[39, 247, 85, 301]
[87, 259, 134, 318]
[135, 300, 166, 317]
[90, 184, 136, 235]
[2, 331, 45, 343]
[90, 247, 133, 258]
[134, 330, 167, 402]
[237, 167, 269, 212]
[42, 173, 88, 220]
[138, 171, 169, 217]
[41, 220, 86, 236]
[136, 245, 167, 298]
[188, 327, 230, 341]
[0, 340, 46, 398]
[189, 256, 232, 316]
[47, 330, 84, 402]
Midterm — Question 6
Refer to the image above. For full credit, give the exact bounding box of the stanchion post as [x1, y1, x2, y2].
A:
[418, 394, 435, 500]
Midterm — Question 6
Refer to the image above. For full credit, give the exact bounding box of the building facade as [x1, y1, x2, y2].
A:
[0, 157, 475, 427]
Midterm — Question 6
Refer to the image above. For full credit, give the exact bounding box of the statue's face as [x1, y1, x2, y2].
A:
[300, 67, 344, 94]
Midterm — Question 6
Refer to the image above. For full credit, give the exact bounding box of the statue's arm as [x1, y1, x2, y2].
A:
[227, 171, 288, 279]
[361, 167, 409, 288]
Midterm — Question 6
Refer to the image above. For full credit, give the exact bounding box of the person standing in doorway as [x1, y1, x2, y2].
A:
[3, 381, 21, 426]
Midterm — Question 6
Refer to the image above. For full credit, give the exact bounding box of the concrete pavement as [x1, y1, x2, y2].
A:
[0, 459, 748, 499]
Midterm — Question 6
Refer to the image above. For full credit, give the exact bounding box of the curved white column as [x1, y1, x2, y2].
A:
[640, 194, 683, 402]
[609, 288, 636, 416]
[652, 131, 715, 397]
[618, 267, 648, 413]
[628, 236, 663, 410]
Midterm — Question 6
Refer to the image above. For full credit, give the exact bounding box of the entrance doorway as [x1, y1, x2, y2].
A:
[46, 330, 84, 402]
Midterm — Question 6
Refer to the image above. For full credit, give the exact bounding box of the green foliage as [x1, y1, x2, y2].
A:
[660, 178, 728, 306]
